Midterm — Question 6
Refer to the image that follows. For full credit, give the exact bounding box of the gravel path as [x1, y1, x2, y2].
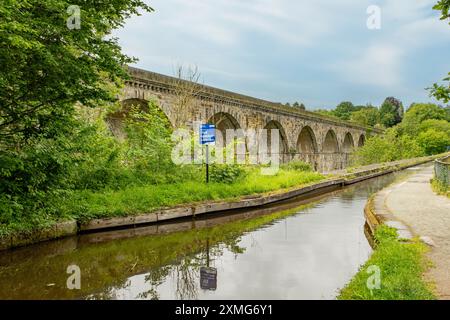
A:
[383, 165, 450, 299]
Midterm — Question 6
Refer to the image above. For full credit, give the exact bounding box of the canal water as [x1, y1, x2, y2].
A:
[0, 166, 425, 300]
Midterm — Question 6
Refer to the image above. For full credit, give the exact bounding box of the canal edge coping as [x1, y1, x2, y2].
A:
[80, 156, 436, 233]
[364, 190, 415, 242]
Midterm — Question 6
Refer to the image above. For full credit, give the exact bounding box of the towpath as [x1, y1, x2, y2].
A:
[381, 165, 450, 299]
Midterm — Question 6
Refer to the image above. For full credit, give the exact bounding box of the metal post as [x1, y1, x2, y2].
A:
[206, 144, 209, 183]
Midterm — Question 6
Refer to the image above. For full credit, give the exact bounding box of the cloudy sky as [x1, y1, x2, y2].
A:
[114, 0, 450, 109]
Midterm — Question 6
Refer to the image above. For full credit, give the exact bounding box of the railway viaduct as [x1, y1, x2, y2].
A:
[115, 66, 381, 172]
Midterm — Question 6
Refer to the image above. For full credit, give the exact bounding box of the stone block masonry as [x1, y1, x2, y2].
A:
[118, 66, 382, 172]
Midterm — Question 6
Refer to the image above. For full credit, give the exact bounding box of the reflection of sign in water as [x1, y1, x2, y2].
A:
[200, 267, 217, 290]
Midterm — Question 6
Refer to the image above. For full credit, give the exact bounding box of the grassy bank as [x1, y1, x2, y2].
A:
[63, 168, 324, 221]
[338, 225, 435, 300]
[0, 168, 324, 237]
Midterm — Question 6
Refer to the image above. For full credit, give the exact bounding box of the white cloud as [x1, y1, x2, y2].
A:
[394, 16, 450, 47]
[333, 44, 403, 87]
[114, 0, 450, 107]
[332, 0, 450, 89]
[142, 0, 354, 48]
[382, 0, 436, 21]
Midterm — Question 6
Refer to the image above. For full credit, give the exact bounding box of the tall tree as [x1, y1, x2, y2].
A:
[0, 0, 153, 146]
[404, 103, 449, 123]
[379, 97, 404, 127]
[400, 103, 449, 136]
[0, 0, 152, 198]
[333, 101, 356, 120]
[350, 106, 380, 127]
[172, 65, 202, 127]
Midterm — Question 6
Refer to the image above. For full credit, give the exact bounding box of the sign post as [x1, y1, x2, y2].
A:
[206, 144, 209, 183]
[200, 124, 216, 183]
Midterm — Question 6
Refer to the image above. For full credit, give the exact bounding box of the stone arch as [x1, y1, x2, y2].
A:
[264, 120, 289, 159]
[358, 134, 366, 147]
[207, 112, 242, 144]
[342, 132, 355, 153]
[207, 111, 246, 161]
[296, 125, 319, 170]
[106, 98, 172, 139]
[322, 129, 339, 153]
[208, 112, 241, 130]
[297, 126, 318, 154]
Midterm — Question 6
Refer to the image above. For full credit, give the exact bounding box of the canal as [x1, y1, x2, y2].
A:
[0, 166, 425, 300]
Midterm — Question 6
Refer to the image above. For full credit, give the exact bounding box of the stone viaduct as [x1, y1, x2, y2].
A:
[116, 66, 381, 172]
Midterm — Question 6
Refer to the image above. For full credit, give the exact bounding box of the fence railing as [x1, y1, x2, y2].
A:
[434, 155, 450, 188]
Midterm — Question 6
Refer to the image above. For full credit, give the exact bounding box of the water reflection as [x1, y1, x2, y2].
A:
[0, 166, 425, 300]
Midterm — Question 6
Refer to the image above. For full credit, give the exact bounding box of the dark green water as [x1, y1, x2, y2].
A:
[0, 167, 424, 300]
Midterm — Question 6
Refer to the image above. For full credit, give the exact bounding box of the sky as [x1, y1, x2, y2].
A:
[113, 0, 450, 109]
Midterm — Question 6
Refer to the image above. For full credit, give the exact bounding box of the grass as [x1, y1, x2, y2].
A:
[0, 168, 324, 237]
[63, 168, 324, 222]
[338, 225, 436, 300]
[430, 178, 449, 198]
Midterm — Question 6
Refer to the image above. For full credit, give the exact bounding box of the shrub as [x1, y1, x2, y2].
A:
[431, 178, 448, 195]
[417, 129, 450, 155]
[209, 164, 247, 184]
[351, 128, 424, 165]
[281, 161, 312, 172]
[419, 119, 450, 136]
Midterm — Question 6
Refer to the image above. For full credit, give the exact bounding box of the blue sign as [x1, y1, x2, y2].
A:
[200, 124, 216, 145]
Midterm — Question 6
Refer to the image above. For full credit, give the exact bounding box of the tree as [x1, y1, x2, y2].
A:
[352, 128, 423, 165]
[400, 103, 448, 135]
[122, 101, 175, 180]
[404, 103, 448, 123]
[0, 1, 152, 202]
[333, 101, 358, 120]
[172, 65, 202, 127]
[379, 97, 404, 127]
[429, 1, 450, 103]
[429, 75, 450, 104]
[419, 119, 450, 136]
[350, 106, 380, 127]
[314, 109, 339, 119]
[293, 102, 306, 110]
[417, 129, 450, 155]
[0, 0, 153, 145]
[434, 0, 450, 19]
